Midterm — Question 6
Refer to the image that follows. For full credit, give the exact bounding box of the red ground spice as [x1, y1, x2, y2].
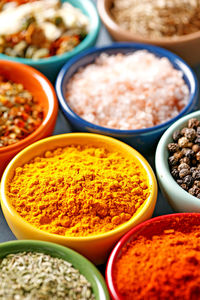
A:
[114, 228, 200, 300]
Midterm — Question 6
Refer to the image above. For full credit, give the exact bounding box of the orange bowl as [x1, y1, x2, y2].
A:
[0, 60, 58, 177]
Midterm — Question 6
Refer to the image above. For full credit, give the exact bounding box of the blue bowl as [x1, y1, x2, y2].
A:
[0, 0, 100, 82]
[55, 43, 199, 153]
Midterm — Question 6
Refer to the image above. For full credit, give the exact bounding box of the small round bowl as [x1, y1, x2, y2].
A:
[55, 43, 199, 154]
[155, 110, 200, 212]
[98, 0, 200, 66]
[0, 0, 100, 83]
[1, 133, 157, 265]
[0, 60, 58, 177]
[106, 213, 200, 300]
[0, 240, 110, 300]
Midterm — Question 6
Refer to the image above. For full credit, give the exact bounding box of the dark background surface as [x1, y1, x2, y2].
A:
[1, 0, 197, 245]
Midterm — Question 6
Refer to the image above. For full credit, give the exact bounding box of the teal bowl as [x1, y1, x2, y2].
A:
[0, 0, 100, 83]
[0, 240, 110, 300]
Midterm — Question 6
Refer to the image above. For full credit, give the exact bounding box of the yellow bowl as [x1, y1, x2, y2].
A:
[1, 133, 157, 264]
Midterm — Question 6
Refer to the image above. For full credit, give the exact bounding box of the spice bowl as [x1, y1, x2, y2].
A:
[98, 0, 200, 66]
[1, 133, 157, 265]
[55, 43, 198, 154]
[155, 110, 200, 212]
[0, 60, 58, 177]
[0, 240, 110, 299]
[106, 213, 200, 300]
[0, 0, 100, 82]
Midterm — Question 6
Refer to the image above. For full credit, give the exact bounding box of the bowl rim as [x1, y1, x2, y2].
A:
[105, 212, 200, 300]
[155, 110, 200, 207]
[1, 132, 157, 242]
[98, 0, 200, 44]
[0, 239, 110, 300]
[55, 42, 198, 134]
[0, 60, 58, 154]
[0, 0, 100, 65]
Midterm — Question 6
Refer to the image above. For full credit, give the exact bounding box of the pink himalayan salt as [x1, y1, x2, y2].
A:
[65, 51, 189, 130]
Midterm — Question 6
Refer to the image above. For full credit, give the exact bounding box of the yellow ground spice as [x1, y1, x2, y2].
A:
[8, 145, 150, 237]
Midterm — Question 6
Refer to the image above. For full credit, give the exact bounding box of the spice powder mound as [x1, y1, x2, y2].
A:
[7, 145, 150, 236]
[113, 228, 200, 300]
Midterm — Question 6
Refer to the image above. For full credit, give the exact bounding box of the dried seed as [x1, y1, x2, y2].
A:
[0, 252, 95, 300]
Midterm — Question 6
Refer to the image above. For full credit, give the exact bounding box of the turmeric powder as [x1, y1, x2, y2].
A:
[8, 145, 150, 237]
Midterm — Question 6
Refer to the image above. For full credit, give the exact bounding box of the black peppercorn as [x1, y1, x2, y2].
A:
[184, 149, 195, 159]
[167, 143, 179, 153]
[184, 128, 196, 141]
[197, 127, 200, 135]
[195, 137, 200, 145]
[180, 157, 190, 164]
[183, 175, 193, 187]
[171, 168, 179, 179]
[192, 170, 200, 180]
[172, 130, 182, 142]
[180, 183, 188, 191]
[178, 163, 190, 171]
[188, 118, 200, 128]
[168, 155, 178, 166]
[179, 169, 191, 178]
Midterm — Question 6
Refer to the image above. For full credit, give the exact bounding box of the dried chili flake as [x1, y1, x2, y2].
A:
[0, 76, 43, 147]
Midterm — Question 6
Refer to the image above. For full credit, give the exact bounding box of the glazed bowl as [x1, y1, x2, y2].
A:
[0, 240, 110, 300]
[98, 0, 200, 66]
[55, 43, 198, 154]
[106, 213, 200, 300]
[0, 60, 58, 177]
[1, 133, 157, 265]
[0, 0, 100, 83]
[155, 110, 200, 212]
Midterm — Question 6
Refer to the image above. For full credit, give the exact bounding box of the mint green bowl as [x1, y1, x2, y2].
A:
[0, 0, 100, 82]
[0, 240, 110, 300]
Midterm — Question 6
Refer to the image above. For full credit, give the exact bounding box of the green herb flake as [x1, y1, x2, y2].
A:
[0, 252, 96, 300]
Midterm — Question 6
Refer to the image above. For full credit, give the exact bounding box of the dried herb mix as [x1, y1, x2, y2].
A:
[0, 76, 43, 147]
[168, 118, 200, 198]
[0, 252, 95, 299]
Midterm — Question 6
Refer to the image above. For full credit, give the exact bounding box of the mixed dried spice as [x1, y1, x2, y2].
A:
[111, 0, 200, 39]
[168, 118, 200, 198]
[0, 0, 89, 59]
[0, 76, 43, 147]
[0, 251, 95, 299]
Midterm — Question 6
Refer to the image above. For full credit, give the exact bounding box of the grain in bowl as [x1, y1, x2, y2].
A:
[65, 50, 189, 130]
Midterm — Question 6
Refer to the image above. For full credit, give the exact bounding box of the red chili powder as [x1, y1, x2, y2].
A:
[113, 228, 200, 299]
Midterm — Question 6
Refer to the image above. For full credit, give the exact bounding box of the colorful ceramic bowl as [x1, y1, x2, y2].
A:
[106, 213, 200, 300]
[98, 0, 200, 66]
[0, 60, 58, 177]
[155, 110, 200, 212]
[0, 240, 110, 300]
[1, 133, 157, 265]
[55, 43, 199, 154]
[0, 0, 100, 82]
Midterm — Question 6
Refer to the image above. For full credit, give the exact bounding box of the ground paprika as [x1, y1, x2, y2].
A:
[114, 226, 200, 299]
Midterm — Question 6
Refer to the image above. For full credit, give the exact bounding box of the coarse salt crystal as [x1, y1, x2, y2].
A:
[65, 50, 189, 130]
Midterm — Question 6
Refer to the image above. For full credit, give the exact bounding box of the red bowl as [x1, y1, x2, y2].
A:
[106, 213, 200, 300]
[0, 60, 58, 177]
